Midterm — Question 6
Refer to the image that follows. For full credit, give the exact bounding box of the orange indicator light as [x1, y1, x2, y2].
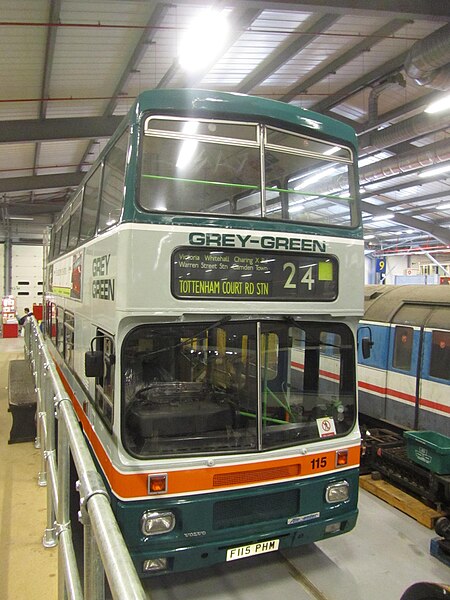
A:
[336, 450, 348, 466]
[148, 474, 168, 494]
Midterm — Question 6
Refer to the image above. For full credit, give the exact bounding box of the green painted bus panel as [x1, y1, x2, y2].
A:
[120, 89, 362, 240]
[112, 469, 359, 576]
[130, 89, 358, 147]
[51, 88, 362, 243]
[120, 210, 364, 240]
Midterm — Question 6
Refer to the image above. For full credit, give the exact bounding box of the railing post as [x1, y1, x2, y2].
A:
[33, 340, 42, 450]
[40, 333, 58, 549]
[82, 512, 105, 599]
[25, 317, 147, 600]
[57, 411, 83, 600]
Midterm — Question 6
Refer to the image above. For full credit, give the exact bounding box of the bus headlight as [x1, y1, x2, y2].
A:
[325, 481, 349, 503]
[141, 511, 175, 536]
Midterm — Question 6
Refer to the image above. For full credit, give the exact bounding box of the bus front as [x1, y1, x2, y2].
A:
[109, 91, 364, 575]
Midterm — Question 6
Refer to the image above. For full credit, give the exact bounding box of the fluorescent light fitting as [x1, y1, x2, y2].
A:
[440, 202, 450, 210]
[425, 93, 450, 114]
[419, 163, 450, 178]
[9, 216, 34, 221]
[372, 213, 395, 221]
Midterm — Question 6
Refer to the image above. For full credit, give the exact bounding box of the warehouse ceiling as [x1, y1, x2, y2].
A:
[1, 0, 450, 256]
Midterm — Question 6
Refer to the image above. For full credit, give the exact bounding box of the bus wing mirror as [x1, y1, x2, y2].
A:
[361, 337, 373, 359]
[85, 350, 103, 378]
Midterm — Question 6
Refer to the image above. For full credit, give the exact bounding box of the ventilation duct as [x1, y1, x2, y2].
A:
[404, 23, 450, 90]
[359, 137, 450, 184]
[360, 110, 450, 152]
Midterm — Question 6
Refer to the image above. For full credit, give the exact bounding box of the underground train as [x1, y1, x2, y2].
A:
[357, 284, 450, 509]
[358, 284, 450, 437]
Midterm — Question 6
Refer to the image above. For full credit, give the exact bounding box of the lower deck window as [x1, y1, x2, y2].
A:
[121, 320, 356, 458]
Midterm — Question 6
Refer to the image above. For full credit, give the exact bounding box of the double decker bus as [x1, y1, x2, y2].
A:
[44, 89, 364, 576]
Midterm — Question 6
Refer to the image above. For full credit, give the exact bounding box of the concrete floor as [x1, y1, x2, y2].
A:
[0, 336, 448, 600]
[0, 336, 57, 599]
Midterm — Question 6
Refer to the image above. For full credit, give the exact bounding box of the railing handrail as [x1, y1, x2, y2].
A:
[24, 317, 148, 600]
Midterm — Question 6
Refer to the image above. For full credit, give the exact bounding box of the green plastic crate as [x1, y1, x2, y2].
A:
[404, 431, 450, 475]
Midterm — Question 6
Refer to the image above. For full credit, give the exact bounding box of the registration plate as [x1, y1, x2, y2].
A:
[226, 539, 280, 561]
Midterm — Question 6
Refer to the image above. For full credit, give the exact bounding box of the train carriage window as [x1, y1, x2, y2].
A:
[430, 330, 450, 380]
[80, 165, 102, 242]
[393, 326, 413, 371]
[97, 129, 128, 233]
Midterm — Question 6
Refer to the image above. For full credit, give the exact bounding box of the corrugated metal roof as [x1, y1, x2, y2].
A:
[0, 0, 449, 249]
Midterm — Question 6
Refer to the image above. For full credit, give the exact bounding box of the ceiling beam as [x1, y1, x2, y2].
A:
[2, 202, 65, 216]
[312, 51, 409, 114]
[225, 1, 450, 21]
[280, 19, 409, 103]
[102, 2, 171, 117]
[361, 200, 450, 244]
[0, 173, 83, 193]
[237, 13, 340, 94]
[0, 116, 123, 144]
[361, 175, 450, 199]
[78, 2, 171, 171]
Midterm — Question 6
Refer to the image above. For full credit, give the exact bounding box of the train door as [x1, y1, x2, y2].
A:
[386, 303, 432, 430]
[419, 306, 450, 435]
[385, 323, 420, 429]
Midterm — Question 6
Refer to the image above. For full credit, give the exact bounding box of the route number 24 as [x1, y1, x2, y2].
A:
[283, 263, 314, 290]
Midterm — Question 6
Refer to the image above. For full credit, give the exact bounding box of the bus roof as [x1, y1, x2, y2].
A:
[130, 88, 357, 148]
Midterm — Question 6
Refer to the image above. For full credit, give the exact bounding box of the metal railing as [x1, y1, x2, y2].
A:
[24, 318, 148, 600]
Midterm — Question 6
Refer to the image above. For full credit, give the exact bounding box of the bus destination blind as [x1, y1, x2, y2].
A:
[172, 248, 338, 301]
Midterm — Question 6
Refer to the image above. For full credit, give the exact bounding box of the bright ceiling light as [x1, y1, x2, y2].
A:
[178, 9, 229, 72]
[425, 93, 450, 114]
[372, 213, 395, 221]
[418, 163, 450, 178]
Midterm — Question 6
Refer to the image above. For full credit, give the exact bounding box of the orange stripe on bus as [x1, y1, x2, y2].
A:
[55, 363, 360, 499]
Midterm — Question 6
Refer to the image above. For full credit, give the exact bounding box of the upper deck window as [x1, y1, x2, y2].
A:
[139, 116, 358, 228]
